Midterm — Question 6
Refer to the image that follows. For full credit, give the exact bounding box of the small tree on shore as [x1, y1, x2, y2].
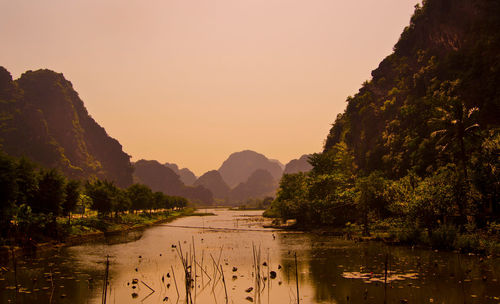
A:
[62, 180, 80, 224]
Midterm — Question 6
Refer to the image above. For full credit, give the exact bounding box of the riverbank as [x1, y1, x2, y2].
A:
[265, 218, 500, 257]
[2, 208, 498, 304]
[0, 208, 214, 259]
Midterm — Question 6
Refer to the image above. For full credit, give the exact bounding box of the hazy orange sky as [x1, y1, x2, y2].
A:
[1, 0, 420, 176]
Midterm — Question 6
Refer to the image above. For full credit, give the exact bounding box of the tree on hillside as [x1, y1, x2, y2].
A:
[430, 80, 479, 180]
[429, 79, 480, 216]
[470, 130, 500, 216]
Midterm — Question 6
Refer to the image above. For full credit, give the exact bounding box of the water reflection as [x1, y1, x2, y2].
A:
[0, 209, 499, 304]
[279, 233, 500, 303]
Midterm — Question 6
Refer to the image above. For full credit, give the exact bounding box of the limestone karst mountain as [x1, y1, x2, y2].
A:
[165, 162, 197, 186]
[229, 169, 277, 203]
[0, 67, 133, 187]
[194, 170, 230, 200]
[133, 159, 213, 205]
[283, 154, 313, 175]
[218, 150, 283, 188]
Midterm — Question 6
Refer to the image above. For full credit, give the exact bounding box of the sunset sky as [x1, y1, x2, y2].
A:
[0, 0, 420, 176]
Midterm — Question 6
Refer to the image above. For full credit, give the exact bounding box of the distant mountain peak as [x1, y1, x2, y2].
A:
[218, 150, 283, 188]
[269, 159, 285, 170]
[229, 169, 277, 203]
[284, 154, 313, 175]
[134, 160, 213, 205]
[194, 170, 230, 199]
[164, 162, 197, 186]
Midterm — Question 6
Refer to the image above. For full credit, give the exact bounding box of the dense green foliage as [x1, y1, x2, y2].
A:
[0, 67, 133, 187]
[268, 0, 499, 249]
[0, 153, 187, 245]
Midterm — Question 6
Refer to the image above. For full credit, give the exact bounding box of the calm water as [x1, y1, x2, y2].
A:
[1, 209, 499, 303]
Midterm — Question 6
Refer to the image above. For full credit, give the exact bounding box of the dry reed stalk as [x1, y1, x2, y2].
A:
[171, 265, 180, 299]
[295, 252, 299, 304]
[101, 256, 109, 304]
[220, 265, 228, 304]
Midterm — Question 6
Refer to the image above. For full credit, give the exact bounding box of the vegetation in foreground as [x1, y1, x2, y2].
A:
[266, 0, 500, 255]
[0, 153, 189, 248]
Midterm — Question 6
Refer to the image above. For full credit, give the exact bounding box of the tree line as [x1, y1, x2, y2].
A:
[267, 132, 499, 251]
[0, 153, 187, 243]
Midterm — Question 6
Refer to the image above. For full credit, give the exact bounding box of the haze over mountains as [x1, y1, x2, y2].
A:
[164, 163, 197, 186]
[133, 159, 213, 205]
[218, 150, 284, 188]
[283, 154, 313, 174]
[229, 169, 277, 202]
[193, 151, 312, 203]
[0, 66, 314, 204]
[194, 170, 230, 200]
[136, 151, 313, 204]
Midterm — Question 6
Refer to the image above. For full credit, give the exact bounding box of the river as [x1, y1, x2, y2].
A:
[1, 209, 499, 303]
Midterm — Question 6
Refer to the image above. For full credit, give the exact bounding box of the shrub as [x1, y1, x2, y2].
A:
[454, 234, 480, 253]
[486, 222, 500, 236]
[395, 225, 423, 245]
[430, 224, 457, 249]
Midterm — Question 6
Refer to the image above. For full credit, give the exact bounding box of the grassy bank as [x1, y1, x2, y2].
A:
[64, 208, 196, 235]
[0, 208, 213, 257]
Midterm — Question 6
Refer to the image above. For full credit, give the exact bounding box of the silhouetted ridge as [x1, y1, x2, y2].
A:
[194, 170, 230, 200]
[165, 162, 197, 186]
[284, 154, 313, 174]
[134, 160, 213, 205]
[218, 150, 283, 188]
[0, 68, 133, 187]
[229, 169, 277, 203]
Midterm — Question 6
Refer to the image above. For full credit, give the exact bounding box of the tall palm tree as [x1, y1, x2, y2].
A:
[429, 80, 480, 216]
[430, 80, 479, 181]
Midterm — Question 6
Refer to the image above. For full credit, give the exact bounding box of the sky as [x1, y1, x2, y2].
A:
[0, 0, 420, 176]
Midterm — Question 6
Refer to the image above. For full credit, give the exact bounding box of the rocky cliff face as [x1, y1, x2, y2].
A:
[0, 68, 133, 187]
